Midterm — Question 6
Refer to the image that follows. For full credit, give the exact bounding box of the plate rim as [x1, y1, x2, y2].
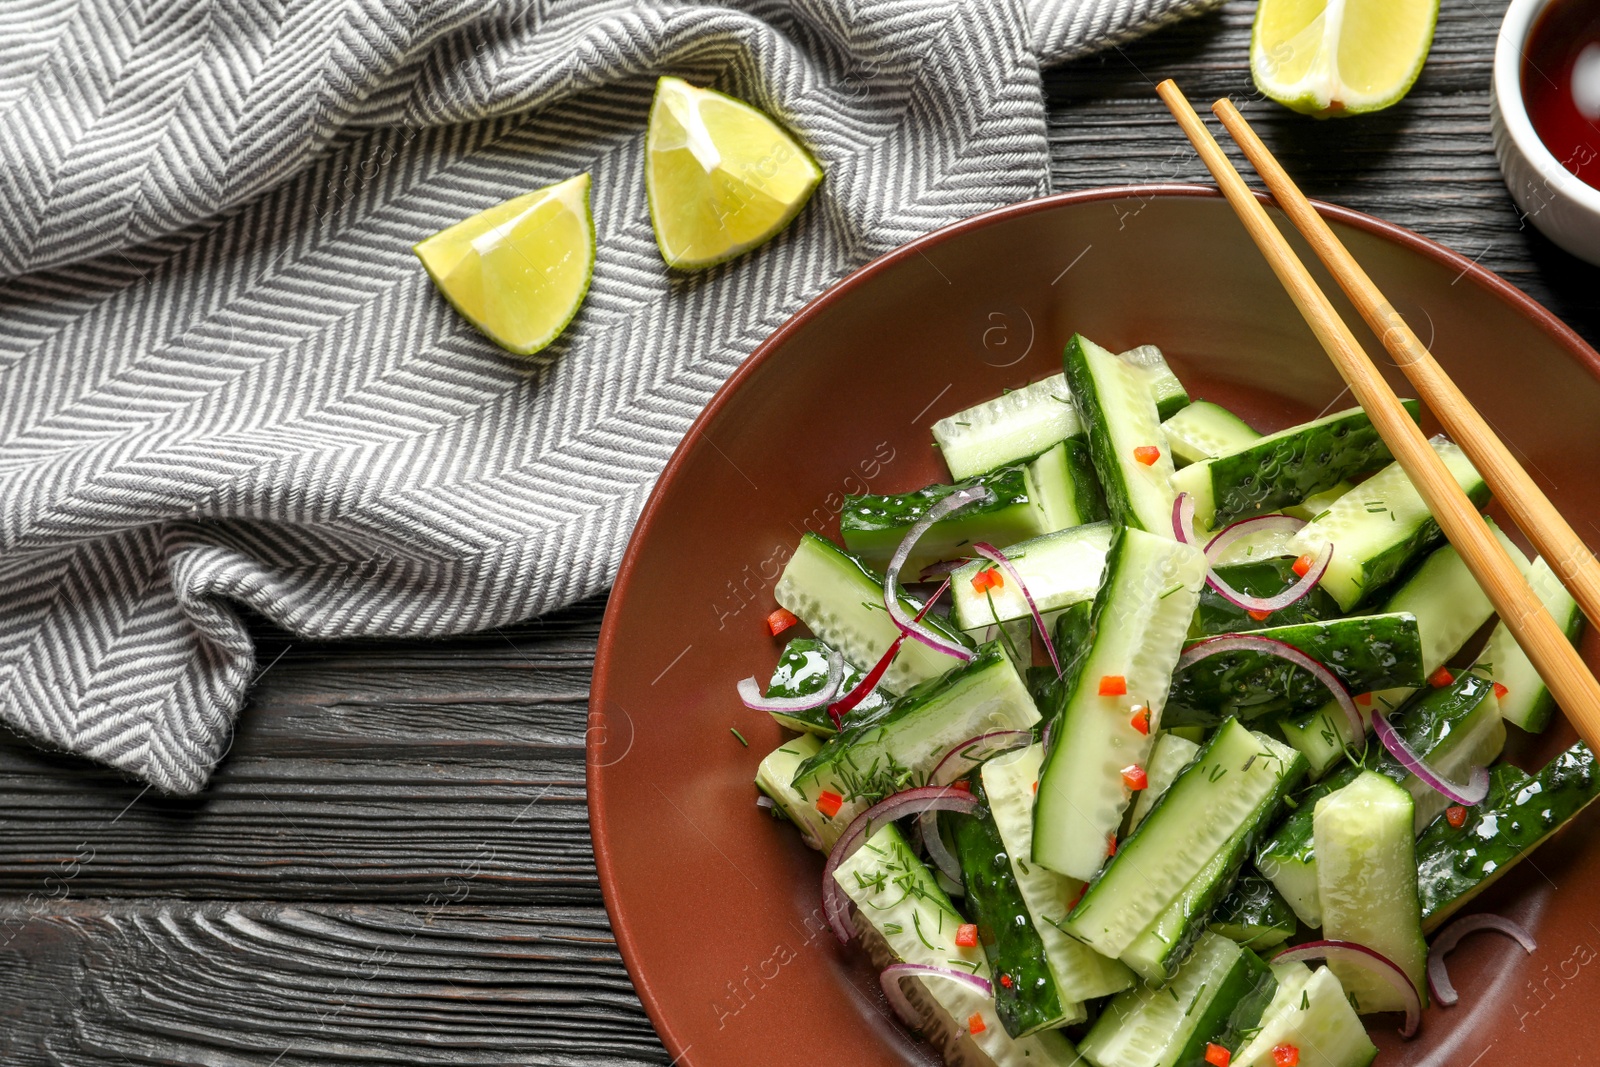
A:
[587, 181, 1600, 1067]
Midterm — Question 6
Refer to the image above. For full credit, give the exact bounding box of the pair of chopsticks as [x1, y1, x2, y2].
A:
[1155, 81, 1600, 752]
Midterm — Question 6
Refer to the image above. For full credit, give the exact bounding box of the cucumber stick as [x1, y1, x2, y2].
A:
[1065, 720, 1302, 962]
[1314, 771, 1428, 1013]
[982, 746, 1135, 1001]
[1475, 555, 1586, 733]
[1287, 435, 1488, 611]
[1191, 556, 1344, 637]
[1280, 522, 1525, 777]
[1282, 480, 1353, 522]
[950, 775, 1084, 1036]
[1120, 344, 1192, 421]
[1165, 612, 1424, 726]
[950, 522, 1113, 631]
[792, 643, 1038, 834]
[1062, 334, 1177, 536]
[1418, 740, 1600, 931]
[933, 374, 1081, 481]
[762, 637, 889, 734]
[1031, 437, 1108, 529]
[775, 532, 969, 694]
[754, 735, 831, 850]
[1161, 400, 1260, 468]
[1208, 874, 1297, 951]
[834, 824, 1080, 1067]
[1172, 402, 1418, 529]
[1034, 527, 1208, 880]
[1229, 966, 1377, 1067]
[1126, 731, 1200, 832]
[1078, 931, 1274, 1067]
[840, 464, 1051, 574]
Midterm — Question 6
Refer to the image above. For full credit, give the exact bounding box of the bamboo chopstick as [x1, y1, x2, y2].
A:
[1210, 95, 1600, 628]
[1154, 79, 1600, 752]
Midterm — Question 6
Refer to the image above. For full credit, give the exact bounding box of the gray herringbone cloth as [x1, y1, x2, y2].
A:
[0, 0, 1216, 793]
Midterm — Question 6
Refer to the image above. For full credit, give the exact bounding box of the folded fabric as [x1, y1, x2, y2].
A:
[0, 0, 1219, 793]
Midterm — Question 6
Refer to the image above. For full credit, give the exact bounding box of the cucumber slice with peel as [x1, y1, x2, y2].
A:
[762, 638, 888, 734]
[1161, 400, 1261, 467]
[1314, 771, 1428, 1013]
[1033, 527, 1209, 881]
[1063, 334, 1178, 536]
[1286, 434, 1488, 611]
[982, 745, 1136, 1001]
[1119, 343, 1192, 421]
[1282, 480, 1353, 522]
[1208, 874, 1297, 951]
[933, 375, 1082, 481]
[1475, 555, 1586, 733]
[1030, 437, 1107, 529]
[1171, 402, 1419, 529]
[1064, 720, 1302, 962]
[1191, 557, 1344, 636]
[1229, 966, 1378, 1067]
[840, 465, 1051, 574]
[950, 522, 1113, 631]
[754, 735, 831, 850]
[774, 532, 969, 695]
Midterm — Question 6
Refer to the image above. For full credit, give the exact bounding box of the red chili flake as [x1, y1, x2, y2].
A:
[1068, 884, 1087, 911]
[1429, 666, 1454, 688]
[1247, 609, 1273, 622]
[815, 790, 843, 818]
[955, 924, 979, 948]
[1446, 805, 1469, 828]
[999, 973, 1013, 989]
[1355, 692, 1373, 707]
[1121, 764, 1149, 791]
[1106, 835, 1118, 858]
[949, 780, 972, 794]
[1205, 1044, 1232, 1067]
[1273, 1045, 1300, 1067]
[1130, 705, 1151, 735]
[967, 1013, 986, 1035]
[1098, 674, 1127, 697]
[970, 567, 1003, 593]
[1031, 780, 1039, 794]
[1133, 445, 1162, 466]
[1291, 554, 1316, 578]
[766, 608, 799, 636]
[1493, 681, 1509, 700]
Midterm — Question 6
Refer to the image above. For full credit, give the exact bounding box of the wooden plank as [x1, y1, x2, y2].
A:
[0, 900, 664, 1066]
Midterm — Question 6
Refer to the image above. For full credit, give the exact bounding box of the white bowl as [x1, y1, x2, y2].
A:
[1493, 0, 1600, 264]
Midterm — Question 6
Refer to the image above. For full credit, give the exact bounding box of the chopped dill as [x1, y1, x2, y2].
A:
[730, 727, 748, 747]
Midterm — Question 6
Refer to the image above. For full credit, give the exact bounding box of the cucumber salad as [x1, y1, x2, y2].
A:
[739, 335, 1597, 1067]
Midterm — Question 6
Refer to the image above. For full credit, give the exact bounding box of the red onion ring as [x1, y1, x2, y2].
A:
[1204, 540, 1332, 615]
[755, 795, 775, 809]
[737, 649, 844, 713]
[1172, 492, 1199, 545]
[972, 541, 1060, 677]
[822, 785, 981, 944]
[883, 486, 994, 661]
[1173, 493, 1331, 614]
[880, 963, 994, 1029]
[1372, 707, 1490, 806]
[1272, 939, 1422, 1038]
[1428, 913, 1537, 1006]
[1204, 513, 1308, 559]
[917, 729, 1035, 884]
[828, 579, 952, 726]
[1177, 632, 1363, 742]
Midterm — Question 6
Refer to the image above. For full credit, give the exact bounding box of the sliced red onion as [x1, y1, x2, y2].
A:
[1273, 939, 1422, 1038]
[883, 486, 994, 661]
[1373, 708, 1490, 805]
[1204, 540, 1333, 615]
[1203, 513, 1308, 561]
[822, 785, 981, 944]
[1428, 913, 1537, 1006]
[828, 578, 952, 726]
[736, 649, 844, 713]
[973, 541, 1060, 677]
[879, 963, 993, 1029]
[1172, 492, 1199, 545]
[1178, 633, 1363, 742]
[755, 795, 775, 809]
[917, 729, 1034, 884]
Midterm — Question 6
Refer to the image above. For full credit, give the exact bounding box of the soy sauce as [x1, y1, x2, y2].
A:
[1522, 0, 1600, 188]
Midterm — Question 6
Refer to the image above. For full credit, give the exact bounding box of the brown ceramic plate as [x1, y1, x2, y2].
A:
[589, 185, 1600, 1067]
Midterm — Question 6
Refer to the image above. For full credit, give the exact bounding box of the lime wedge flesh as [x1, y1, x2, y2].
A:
[414, 173, 594, 356]
[646, 76, 822, 270]
[1252, 0, 1438, 117]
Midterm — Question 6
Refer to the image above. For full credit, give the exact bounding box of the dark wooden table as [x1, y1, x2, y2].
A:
[4, 2, 1595, 1062]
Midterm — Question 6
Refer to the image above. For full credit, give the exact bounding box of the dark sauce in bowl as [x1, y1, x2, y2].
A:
[1522, 0, 1600, 188]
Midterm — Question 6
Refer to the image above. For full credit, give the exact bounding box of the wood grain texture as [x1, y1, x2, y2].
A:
[3, 2, 1592, 1064]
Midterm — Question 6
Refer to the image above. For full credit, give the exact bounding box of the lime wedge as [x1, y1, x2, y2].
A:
[645, 76, 822, 271]
[1252, 0, 1438, 117]
[413, 173, 595, 356]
